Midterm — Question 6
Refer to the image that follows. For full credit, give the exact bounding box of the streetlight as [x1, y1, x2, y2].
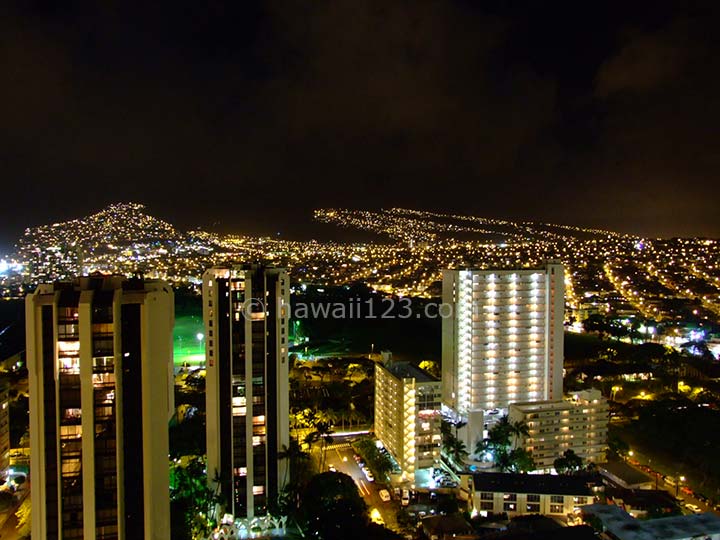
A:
[676, 475, 686, 498]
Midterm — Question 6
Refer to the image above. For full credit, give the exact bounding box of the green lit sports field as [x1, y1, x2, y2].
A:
[174, 313, 206, 368]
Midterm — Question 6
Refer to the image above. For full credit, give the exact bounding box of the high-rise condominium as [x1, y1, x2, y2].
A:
[442, 262, 564, 446]
[27, 275, 174, 540]
[203, 265, 290, 519]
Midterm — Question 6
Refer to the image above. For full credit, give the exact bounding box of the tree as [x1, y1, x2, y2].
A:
[169, 457, 216, 539]
[475, 415, 512, 458]
[506, 448, 536, 473]
[299, 472, 368, 539]
[583, 314, 609, 336]
[554, 449, 584, 474]
[312, 420, 334, 470]
[278, 437, 312, 486]
[354, 437, 394, 481]
[509, 419, 530, 449]
[608, 434, 630, 459]
[16, 497, 31, 538]
[0, 491, 13, 511]
[476, 416, 536, 473]
[448, 438, 469, 468]
[418, 360, 441, 379]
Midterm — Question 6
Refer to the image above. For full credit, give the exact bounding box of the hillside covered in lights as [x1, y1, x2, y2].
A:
[2, 204, 719, 335]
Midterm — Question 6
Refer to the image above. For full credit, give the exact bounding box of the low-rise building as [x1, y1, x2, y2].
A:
[462, 472, 600, 518]
[375, 361, 441, 483]
[509, 388, 608, 471]
[605, 487, 679, 518]
[583, 503, 720, 540]
[600, 460, 654, 490]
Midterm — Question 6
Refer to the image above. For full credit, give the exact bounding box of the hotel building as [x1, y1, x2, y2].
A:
[375, 361, 442, 483]
[442, 262, 564, 446]
[509, 389, 609, 470]
[203, 265, 290, 519]
[27, 275, 174, 540]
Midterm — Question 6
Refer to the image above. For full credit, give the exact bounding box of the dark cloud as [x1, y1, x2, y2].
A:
[1, 0, 719, 249]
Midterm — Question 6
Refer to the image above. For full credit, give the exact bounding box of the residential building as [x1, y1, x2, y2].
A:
[462, 472, 599, 518]
[27, 275, 174, 540]
[375, 361, 441, 483]
[442, 263, 564, 447]
[582, 503, 720, 540]
[0, 382, 10, 471]
[203, 265, 290, 519]
[509, 389, 609, 471]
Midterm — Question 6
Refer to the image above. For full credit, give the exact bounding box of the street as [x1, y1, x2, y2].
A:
[323, 434, 400, 531]
[625, 450, 718, 515]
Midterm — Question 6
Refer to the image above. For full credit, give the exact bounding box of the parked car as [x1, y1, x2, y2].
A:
[379, 489, 391, 502]
[685, 503, 702, 513]
[401, 489, 410, 507]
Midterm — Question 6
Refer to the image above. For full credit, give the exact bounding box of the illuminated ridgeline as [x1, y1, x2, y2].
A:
[509, 389, 609, 471]
[26, 275, 174, 540]
[442, 263, 564, 447]
[374, 361, 441, 483]
[203, 265, 290, 520]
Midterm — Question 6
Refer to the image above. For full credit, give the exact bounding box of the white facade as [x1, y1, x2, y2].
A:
[509, 389, 609, 471]
[442, 263, 564, 446]
[27, 276, 174, 540]
[375, 362, 441, 482]
[204, 265, 290, 519]
[461, 472, 596, 518]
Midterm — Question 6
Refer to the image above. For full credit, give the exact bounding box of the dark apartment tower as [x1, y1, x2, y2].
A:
[203, 265, 290, 519]
[27, 276, 174, 540]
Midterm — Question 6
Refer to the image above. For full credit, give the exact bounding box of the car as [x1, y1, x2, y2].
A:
[401, 489, 410, 507]
[328, 464, 337, 472]
[379, 489, 391, 502]
[696, 493, 709, 503]
[685, 503, 702, 513]
[364, 469, 374, 482]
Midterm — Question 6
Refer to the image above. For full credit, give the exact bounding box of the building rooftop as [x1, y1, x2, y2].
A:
[421, 514, 474, 537]
[384, 361, 439, 382]
[499, 525, 597, 540]
[600, 460, 653, 487]
[583, 504, 720, 540]
[472, 473, 594, 496]
[605, 487, 677, 511]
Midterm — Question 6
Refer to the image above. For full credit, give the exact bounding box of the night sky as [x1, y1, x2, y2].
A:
[2, 1, 719, 249]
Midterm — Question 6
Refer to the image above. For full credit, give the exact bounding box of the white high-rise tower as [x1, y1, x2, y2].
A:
[441, 262, 564, 447]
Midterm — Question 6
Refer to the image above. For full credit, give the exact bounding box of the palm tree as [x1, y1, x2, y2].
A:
[449, 438, 469, 469]
[278, 437, 311, 486]
[312, 420, 334, 471]
[509, 419, 530, 450]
